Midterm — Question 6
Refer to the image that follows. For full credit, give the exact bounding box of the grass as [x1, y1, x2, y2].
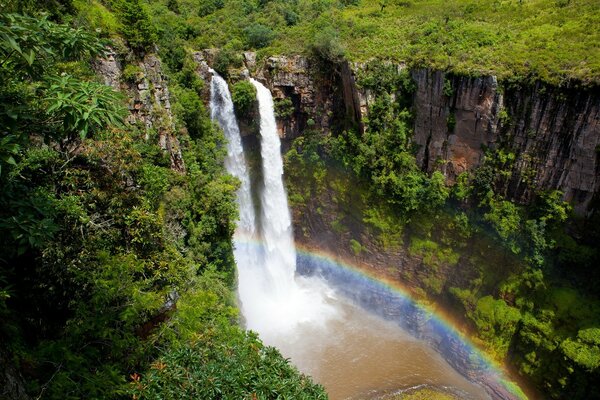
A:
[147, 0, 600, 86]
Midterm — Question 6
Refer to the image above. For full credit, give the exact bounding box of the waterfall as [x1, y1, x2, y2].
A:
[250, 78, 297, 296]
[210, 71, 256, 235]
[210, 72, 338, 347]
[209, 71, 263, 329]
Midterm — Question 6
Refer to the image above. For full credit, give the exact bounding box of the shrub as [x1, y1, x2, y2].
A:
[122, 63, 143, 83]
[212, 48, 242, 78]
[274, 97, 294, 119]
[114, 0, 157, 52]
[312, 26, 345, 62]
[198, 0, 225, 17]
[350, 239, 362, 255]
[244, 23, 275, 49]
[231, 80, 256, 115]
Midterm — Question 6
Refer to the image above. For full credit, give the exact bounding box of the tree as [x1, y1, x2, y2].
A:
[114, 0, 157, 52]
[244, 23, 275, 49]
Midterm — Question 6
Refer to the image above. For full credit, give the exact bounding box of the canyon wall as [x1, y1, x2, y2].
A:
[231, 54, 600, 215]
[410, 69, 600, 214]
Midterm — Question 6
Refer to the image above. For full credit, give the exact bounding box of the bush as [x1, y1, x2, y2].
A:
[231, 80, 256, 115]
[312, 26, 345, 62]
[212, 48, 242, 78]
[198, 0, 225, 17]
[122, 63, 143, 83]
[114, 0, 157, 52]
[244, 23, 275, 49]
[274, 97, 294, 118]
[130, 322, 328, 399]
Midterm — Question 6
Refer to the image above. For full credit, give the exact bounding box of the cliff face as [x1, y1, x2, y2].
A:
[249, 55, 600, 214]
[410, 69, 600, 214]
[94, 49, 185, 173]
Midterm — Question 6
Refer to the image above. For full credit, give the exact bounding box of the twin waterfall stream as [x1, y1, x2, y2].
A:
[209, 72, 491, 400]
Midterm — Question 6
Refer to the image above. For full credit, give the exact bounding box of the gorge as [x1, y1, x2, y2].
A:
[209, 67, 529, 399]
[1, 1, 599, 400]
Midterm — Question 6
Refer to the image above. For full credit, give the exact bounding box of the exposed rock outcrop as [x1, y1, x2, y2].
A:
[410, 69, 600, 214]
[0, 350, 29, 400]
[94, 51, 185, 173]
[256, 55, 329, 139]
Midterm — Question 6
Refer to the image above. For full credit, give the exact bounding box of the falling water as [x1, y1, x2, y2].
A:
[209, 70, 263, 330]
[211, 74, 491, 400]
[210, 72, 337, 345]
[246, 78, 338, 343]
[209, 71, 256, 235]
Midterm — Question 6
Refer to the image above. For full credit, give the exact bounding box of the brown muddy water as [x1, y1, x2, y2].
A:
[271, 297, 489, 400]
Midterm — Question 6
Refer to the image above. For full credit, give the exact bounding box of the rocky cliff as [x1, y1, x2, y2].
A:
[251, 56, 600, 214]
[410, 69, 600, 214]
[94, 49, 185, 173]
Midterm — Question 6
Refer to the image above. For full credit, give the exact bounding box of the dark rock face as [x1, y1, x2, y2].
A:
[94, 51, 185, 173]
[410, 69, 600, 214]
[256, 55, 329, 140]
[0, 350, 29, 400]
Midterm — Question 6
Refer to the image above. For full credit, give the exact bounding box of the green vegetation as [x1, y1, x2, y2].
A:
[231, 80, 257, 115]
[0, 3, 325, 399]
[145, 0, 599, 85]
[283, 60, 600, 399]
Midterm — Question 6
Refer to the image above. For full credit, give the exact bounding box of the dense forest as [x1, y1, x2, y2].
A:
[1, 0, 599, 399]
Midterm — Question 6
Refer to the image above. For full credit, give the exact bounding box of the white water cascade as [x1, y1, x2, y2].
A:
[242, 78, 338, 344]
[210, 73, 494, 400]
[210, 70, 338, 347]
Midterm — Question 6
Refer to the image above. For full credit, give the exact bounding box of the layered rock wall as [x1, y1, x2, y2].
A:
[411, 69, 600, 214]
[94, 50, 185, 172]
[261, 57, 600, 214]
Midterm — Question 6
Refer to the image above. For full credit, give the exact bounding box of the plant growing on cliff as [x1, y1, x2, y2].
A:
[231, 80, 257, 115]
[112, 0, 157, 52]
[274, 97, 294, 119]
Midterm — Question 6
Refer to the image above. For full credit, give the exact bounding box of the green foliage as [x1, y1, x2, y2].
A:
[446, 112, 456, 131]
[0, 13, 106, 78]
[112, 0, 157, 52]
[470, 296, 521, 358]
[43, 74, 126, 143]
[212, 48, 243, 78]
[561, 328, 600, 371]
[198, 0, 225, 17]
[73, 0, 121, 37]
[349, 238, 362, 255]
[144, 0, 599, 85]
[122, 63, 143, 82]
[483, 194, 522, 253]
[274, 97, 294, 118]
[312, 26, 345, 62]
[442, 77, 454, 97]
[231, 80, 257, 115]
[172, 85, 211, 139]
[409, 237, 459, 269]
[244, 23, 275, 49]
[131, 322, 327, 399]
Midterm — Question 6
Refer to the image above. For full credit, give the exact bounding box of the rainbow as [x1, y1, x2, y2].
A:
[234, 235, 529, 400]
